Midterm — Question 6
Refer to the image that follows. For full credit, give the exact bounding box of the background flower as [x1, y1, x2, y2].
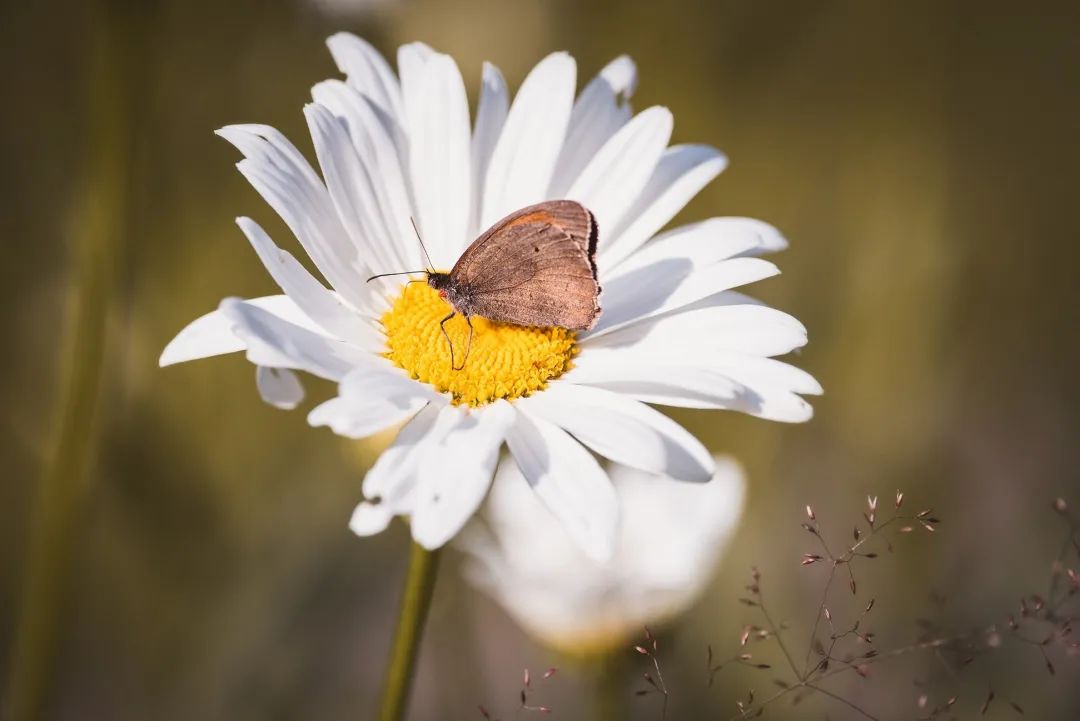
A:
[459, 455, 746, 655]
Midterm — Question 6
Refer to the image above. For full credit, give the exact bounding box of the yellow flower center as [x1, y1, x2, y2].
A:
[381, 282, 577, 406]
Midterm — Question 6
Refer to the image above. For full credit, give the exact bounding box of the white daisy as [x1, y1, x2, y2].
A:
[160, 34, 820, 561]
[458, 455, 746, 654]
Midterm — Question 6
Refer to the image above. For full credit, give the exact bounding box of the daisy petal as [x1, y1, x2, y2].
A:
[565, 352, 817, 422]
[582, 302, 809, 358]
[310, 80, 419, 275]
[481, 52, 576, 227]
[549, 55, 637, 197]
[219, 297, 374, 381]
[349, 501, 394, 537]
[160, 295, 323, 366]
[352, 403, 461, 537]
[361, 402, 443, 502]
[402, 52, 471, 269]
[412, 401, 514, 550]
[397, 42, 436, 87]
[601, 144, 728, 272]
[325, 33, 404, 126]
[562, 364, 746, 410]
[304, 103, 414, 287]
[608, 218, 786, 283]
[237, 217, 382, 351]
[506, 408, 618, 562]
[567, 106, 672, 235]
[470, 62, 509, 238]
[580, 338, 821, 397]
[518, 382, 713, 482]
[726, 217, 789, 254]
[712, 352, 822, 395]
[307, 367, 442, 438]
[215, 125, 374, 314]
[587, 257, 779, 338]
[256, 366, 304, 409]
[352, 403, 457, 537]
[395, 42, 436, 170]
[595, 54, 638, 97]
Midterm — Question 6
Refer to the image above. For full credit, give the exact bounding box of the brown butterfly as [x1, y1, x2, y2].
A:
[369, 200, 601, 370]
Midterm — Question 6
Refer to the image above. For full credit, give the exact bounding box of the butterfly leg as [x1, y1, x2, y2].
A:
[457, 316, 474, 371]
[439, 311, 457, 369]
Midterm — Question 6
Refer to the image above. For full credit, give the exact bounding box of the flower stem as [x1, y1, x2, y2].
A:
[589, 649, 628, 721]
[5, 4, 134, 721]
[378, 542, 442, 721]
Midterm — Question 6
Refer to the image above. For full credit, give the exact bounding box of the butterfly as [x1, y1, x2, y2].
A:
[369, 200, 602, 370]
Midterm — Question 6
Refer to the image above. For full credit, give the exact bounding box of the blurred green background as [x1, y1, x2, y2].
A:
[2, 0, 1079, 719]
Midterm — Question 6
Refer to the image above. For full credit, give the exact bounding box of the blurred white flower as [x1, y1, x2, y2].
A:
[160, 35, 818, 561]
[458, 456, 746, 654]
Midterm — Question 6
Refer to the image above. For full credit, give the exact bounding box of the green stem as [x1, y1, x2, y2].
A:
[5, 4, 132, 721]
[378, 542, 442, 721]
[592, 650, 628, 721]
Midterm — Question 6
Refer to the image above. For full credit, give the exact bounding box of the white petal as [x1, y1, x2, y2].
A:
[411, 401, 514, 549]
[237, 217, 382, 351]
[581, 339, 820, 397]
[350, 402, 461, 539]
[481, 52, 576, 228]
[712, 352, 822, 394]
[160, 295, 324, 366]
[684, 352, 822, 424]
[562, 364, 745, 410]
[256, 366, 304, 409]
[587, 257, 780, 338]
[470, 62, 509, 238]
[307, 367, 442, 438]
[582, 302, 809, 358]
[349, 501, 394, 537]
[361, 402, 448, 504]
[218, 297, 374, 381]
[303, 104, 414, 290]
[549, 55, 637, 198]
[401, 52, 471, 269]
[607, 218, 784, 284]
[726, 217, 789, 255]
[310, 81, 420, 277]
[325, 33, 404, 126]
[395, 42, 436, 172]
[519, 383, 713, 482]
[600, 144, 728, 272]
[566, 106, 672, 235]
[396, 42, 436, 97]
[506, 407, 618, 562]
[596, 54, 638, 97]
[565, 351, 818, 422]
[215, 125, 375, 315]
[609, 455, 746, 587]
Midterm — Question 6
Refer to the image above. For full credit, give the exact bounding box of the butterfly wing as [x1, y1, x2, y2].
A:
[450, 201, 601, 330]
[455, 200, 597, 272]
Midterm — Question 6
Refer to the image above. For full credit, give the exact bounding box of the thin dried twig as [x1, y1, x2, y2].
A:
[711, 491, 1076, 721]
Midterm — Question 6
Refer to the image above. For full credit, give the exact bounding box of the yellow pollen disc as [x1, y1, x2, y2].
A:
[381, 283, 577, 407]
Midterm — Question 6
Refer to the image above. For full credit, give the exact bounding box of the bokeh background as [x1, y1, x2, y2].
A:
[2, 0, 1079, 719]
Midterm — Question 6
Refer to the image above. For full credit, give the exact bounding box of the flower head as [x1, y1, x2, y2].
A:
[458, 456, 746, 654]
[160, 35, 821, 560]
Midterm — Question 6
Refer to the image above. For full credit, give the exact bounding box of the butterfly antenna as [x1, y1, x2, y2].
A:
[410, 217, 436, 272]
[365, 270, 428, 283]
